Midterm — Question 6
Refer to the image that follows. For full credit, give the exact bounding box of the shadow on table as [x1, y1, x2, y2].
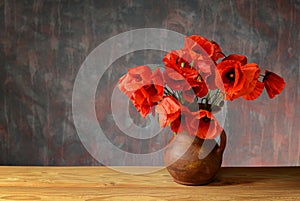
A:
[208, 171, 267, 186]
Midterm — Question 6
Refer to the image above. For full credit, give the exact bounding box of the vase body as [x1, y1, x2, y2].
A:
[164, 130, 226, 185]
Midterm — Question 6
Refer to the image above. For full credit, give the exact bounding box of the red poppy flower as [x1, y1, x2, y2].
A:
[216, 60, 260, 100]
[163, 49, 199, 80]
[263, 70, 285, 98]
[163, 68, 208, 103]
[163, 48, 213, 84]
[203, 69, 219, 90]
[169, 104, 222, 139]
[129, 88, 153, 118]
[215, 60, 245, 100]
[170, 105, 192, 134]
[240, 63, 261, 95]
[243, 81, 264, 100]
[183, 48, 216, 81]
[182, 87, 207, 103]
[163, 68, 191, 91]
[163, 51, 209, 102]
[118, 65, 164, 117]
[184, 35, 224, 62]
[155, 96, 181, 128]
[118, 65, 152, 97]
[185, 76, 209, 101]
[222, 54, 247, 66]
[187, 109, 223, 139]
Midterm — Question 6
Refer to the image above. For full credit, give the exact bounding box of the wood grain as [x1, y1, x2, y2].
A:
[0, 166, 299, 201]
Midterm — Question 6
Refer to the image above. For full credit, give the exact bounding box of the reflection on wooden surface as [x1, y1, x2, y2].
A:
[0, 166, 299, 200]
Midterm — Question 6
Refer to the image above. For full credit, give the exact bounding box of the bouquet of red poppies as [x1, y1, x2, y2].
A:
[118, 35, 285, 139]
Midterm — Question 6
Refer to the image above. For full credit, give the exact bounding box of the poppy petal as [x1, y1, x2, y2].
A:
[243, 81, 264, 100]
[263, 70, 285, 99]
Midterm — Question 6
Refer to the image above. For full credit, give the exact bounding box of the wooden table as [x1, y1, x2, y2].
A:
[0, 166, 299, 200]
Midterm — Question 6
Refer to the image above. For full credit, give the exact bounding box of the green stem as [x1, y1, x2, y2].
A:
[210, 89, 225, 107]
[205, 91, 210, 105]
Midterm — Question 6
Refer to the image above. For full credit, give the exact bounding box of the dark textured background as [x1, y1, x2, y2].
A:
[1, 0, 299, 166]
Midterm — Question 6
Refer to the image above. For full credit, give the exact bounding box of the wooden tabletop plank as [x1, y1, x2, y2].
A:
[0, 166, 299, 201]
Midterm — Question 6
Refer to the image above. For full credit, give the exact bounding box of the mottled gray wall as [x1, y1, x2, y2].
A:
[1, 0, 299, 166]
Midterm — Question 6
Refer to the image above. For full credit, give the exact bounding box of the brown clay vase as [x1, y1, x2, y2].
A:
[164, 130, 226, 185]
